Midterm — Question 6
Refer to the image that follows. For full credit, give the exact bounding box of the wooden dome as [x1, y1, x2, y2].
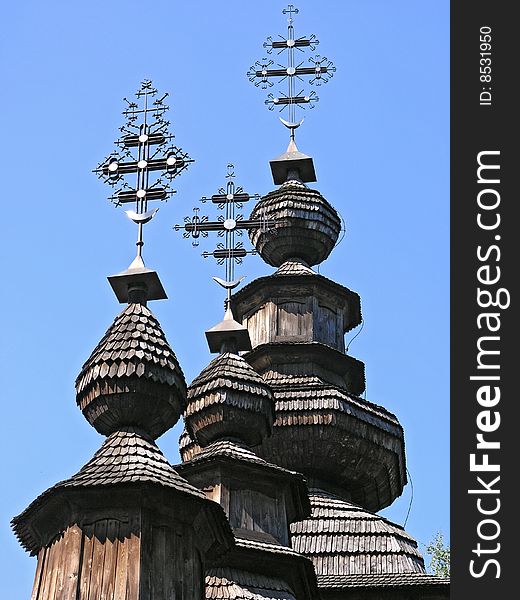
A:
[185, 352, 274, 448]
[75, 302, 186, 439]
[248, 180, 341, 267]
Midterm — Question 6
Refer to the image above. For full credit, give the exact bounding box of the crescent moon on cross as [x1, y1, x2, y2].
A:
[279, 117, 305, 130]
[125, 208, 159, 224]
[212, 276, 246, 290]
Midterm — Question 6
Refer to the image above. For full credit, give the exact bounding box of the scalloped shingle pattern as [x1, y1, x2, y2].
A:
[61, 429, 205, 494]
[248, 181, 341, 267]
[273, 260, 316, 277]
[188, 353, 272, 400]
[75, 303, 187, 438]
[12, 428, 206, 554]
[76, 303, 185, 396]
[185, 353, 274, 446]
[318, 573, 449, 589]
[206, 568, 296, 600]
[290, 491, 425, 577]
[179, 439, 301, 479]
[271, 383, 402, 433]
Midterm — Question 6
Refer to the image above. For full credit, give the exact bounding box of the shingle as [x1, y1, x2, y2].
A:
[290, 491, 426, 578]
[75, 303, 185, 398]
[178, 439, 303, 480]
[12, 428, 207, 554]
[185, 353, 275, 447]
[317, 573, 450, 589]
[206, 568, 296, 600]
[189, 353, 272, 400]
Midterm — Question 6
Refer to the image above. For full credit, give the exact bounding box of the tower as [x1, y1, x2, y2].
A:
[175, 166, 318, 599]
[181, 5, 449, 598]
[12, 81, 233, 600]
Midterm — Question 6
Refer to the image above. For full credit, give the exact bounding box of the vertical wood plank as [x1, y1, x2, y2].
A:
[125, 532, 140, 600]
[220, 482, 230, 519]
[246, 489, 254, 531]
[150, 526, 166, 599]
[181, 529, 190, 600]
[86, 520, 107, 600]
[58, 526, 82, 599]
[163, 527, 176, 600]
[138, 512, 151, 600]
[30, 548, 46, 600]
[52, 529, 70, 599]
[78, 529, 95, 600]
[173, 530, 183, 600]
[39, 538, 59, 600]
[101, 520, 120, 600]
[113, 527, 128, 600]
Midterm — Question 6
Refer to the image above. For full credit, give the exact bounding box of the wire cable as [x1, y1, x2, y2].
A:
[346, 318, 364, 352]
[403, 467, 415, 528]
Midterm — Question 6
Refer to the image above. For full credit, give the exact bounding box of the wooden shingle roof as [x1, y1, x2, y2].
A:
[59, 428, 205, 494]
[76, 302, 185, 391]
[189, 352, 272, 399]
[290, 491, 425, 578]
[273, 259, 316, 277]
[185, 352, 274, 447]
[177, 439, 311, 525]
[75, 302, 186, 438]
[318, 572, 450, 589]
[248, 180, 341, 267]
[178, 439, 300, 478]
[12, 428, 208, 554]
[206, 568, 296, 600]
[256, 380, 406, 511]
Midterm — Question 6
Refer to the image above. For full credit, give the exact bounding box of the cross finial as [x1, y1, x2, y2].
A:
[247, 5, 336, 145]
[94, 80, 193, 269]
[174, 164, 276, 306]
[283, 4, 299, 22]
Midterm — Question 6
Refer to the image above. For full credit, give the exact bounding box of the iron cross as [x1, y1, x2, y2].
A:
[247, 4, 336, 141]
[174, 164, 275, 300]
[94, 80, 193, 262]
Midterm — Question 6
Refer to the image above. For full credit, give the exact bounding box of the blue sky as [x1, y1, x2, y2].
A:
[1, 1, 449, 595]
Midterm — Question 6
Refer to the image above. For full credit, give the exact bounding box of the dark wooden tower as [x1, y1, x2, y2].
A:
[177, 307, 319, 600]
[12, 285, 233, 600]
[178, 5, 449, 598]
[12, 81, 233, 600]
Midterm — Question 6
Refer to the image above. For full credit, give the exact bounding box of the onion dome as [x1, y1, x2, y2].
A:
[290, 491, 425, 580]
[75, 302, 186, 440]
[185, 352, 274, 448]
[248, 179, 341, 267]
[12, 427, 232, 556]
[254, 379, 406, 512]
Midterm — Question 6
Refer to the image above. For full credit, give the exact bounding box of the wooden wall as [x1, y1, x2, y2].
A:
[244, 298, 346, 353]
[30, 516, 203, 600]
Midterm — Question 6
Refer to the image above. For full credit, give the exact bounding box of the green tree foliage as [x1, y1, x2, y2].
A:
[426, 532, 450, 577]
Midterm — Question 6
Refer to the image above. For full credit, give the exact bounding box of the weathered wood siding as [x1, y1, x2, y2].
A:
[243, 295, 346, 353]
[30, 519, 203, 600]
[228, 487, 288, 546]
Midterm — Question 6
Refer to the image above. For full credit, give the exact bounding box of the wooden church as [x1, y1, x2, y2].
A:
[12, 5, 450, 599]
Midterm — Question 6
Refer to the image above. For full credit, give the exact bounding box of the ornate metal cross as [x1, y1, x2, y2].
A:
[247, 4, 336, 141]
[94, 80, 193, 263]
[174, 164, 275, 302]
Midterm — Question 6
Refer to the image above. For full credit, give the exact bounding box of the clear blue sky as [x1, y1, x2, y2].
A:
[1, 1, 449, 595]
